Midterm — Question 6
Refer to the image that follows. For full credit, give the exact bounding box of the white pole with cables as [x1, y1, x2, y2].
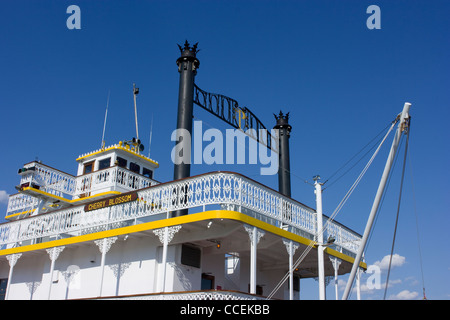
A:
[342, 102, 411, 300]
[101, 90, 110, 149]
[148, 113, 153, 158]
[133, 83, 140, 140]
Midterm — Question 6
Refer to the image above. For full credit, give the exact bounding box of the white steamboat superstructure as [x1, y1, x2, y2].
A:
[0, 42, 370, 300]
[0, 138, 365, 300]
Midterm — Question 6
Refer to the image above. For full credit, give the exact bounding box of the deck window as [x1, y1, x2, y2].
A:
[83, 161, 94, 174]
[142, 167, 153, 179]
[98, 158, 111, 170]
[181, 244, 201, 268]
[130, 162, 140, 174]
[116, 157, 127, 168]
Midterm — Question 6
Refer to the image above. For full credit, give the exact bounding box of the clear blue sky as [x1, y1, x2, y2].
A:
[0, 0, 449, 300]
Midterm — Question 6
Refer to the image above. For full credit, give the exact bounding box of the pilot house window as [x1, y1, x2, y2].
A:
[129, 162, 140, 174]
[116, 157, 127, 168]
[83, 161, 94, 174]
[142, 167, 153, 179]
[98, 158, 111, 170]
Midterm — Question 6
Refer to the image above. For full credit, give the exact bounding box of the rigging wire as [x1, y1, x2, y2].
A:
[383, 119, 410, 299]
[348, 128, 405, 299]
[407, 127, 427, 300]
[323, 122, 393, 190]
[266, 120, 398, 300]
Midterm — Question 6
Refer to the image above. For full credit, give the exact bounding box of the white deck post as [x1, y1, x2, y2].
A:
[46, 246, 65, 300]
[283, 239, 299, 300]
[95, 237, 118, 297]
[329, 256, 342, 300]
[5, 253, 22, 300]
[245, 225, 264, 295]
[153, 225, 182, 292]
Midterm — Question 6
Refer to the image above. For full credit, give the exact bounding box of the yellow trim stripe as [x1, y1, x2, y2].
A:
[21, 187, 121, 204]
[5, 188, 121, 220]
[4, 209, 36, 220]
[0, 210, 366, 269]
[76, 145, 159, 167]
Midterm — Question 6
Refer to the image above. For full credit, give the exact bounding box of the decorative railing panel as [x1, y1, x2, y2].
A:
[20, 162, 76, 197]
[6, 193, 39, 216]
[74, 166, 158, 197]
[1, 172, 361, 256]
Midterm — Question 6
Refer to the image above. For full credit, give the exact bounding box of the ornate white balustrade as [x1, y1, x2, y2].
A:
[7, 162, 159, 216]
[6, 193, 39, 215]
[74, 165, 158, 197]
[1, 172, 361, 256]
[19, 162, 76, 198]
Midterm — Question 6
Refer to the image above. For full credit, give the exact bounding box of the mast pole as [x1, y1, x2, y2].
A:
[101, 90, 110, 149]
[133, 83, 139, 140]
[342, 102, 411, 300]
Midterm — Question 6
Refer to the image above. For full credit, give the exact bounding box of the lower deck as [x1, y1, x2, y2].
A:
[0, 210, 365, 300]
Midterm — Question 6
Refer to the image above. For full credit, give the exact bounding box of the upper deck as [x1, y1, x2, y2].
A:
[0, 171, 362, 259]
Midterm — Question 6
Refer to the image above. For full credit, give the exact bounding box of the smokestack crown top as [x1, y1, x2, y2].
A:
[274, 111, 292, 131]
[177, 40, 200, 69]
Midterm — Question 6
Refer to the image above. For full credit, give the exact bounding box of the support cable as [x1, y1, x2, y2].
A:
[323, 122, 393, 190]
[407, 126, 427, 299]
[383, 118, 410, 299]
[346, 132, 404, 299]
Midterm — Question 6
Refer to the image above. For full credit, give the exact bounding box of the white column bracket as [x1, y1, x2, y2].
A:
[6, 253, 22, 268]
[153, 225, 182, 245]
[94, 236, 118, 254]
[244, 224, 265, 245]
[46, 246, 65, 262]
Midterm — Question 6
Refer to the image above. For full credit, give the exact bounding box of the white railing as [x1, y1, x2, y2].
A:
[74, 166, 158, 197]
[7, 162, 159, 216]
[6, 193, 39, 216]
[19, 162, 76, 198]
[323, 218, 361, 255]
[0, 172, 361, 256]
